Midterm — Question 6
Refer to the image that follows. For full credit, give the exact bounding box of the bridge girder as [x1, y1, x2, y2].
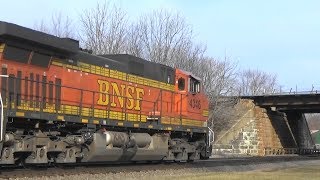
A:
[242, 94, 320, 113]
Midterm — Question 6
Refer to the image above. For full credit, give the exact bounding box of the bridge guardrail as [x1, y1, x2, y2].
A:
[298, 148, 320, 155]
[265, 90, 320, 96]
[264, 148, 298, 156]
[255, 86, 320, 96]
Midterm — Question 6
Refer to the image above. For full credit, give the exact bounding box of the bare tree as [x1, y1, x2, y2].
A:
[208, 97, 247, 137]
[198, 57, 237, 98]
[196, 57, 238, 135]
[126, 10, 194, 66]
[124, 23, 144, 57]
[50, 13, 75, 38]
[171, 40, 206, 72]
[34, 12, 75, 38]
[34, 20, 50, 34]
[79, 2, 128, 54]
[237, 69, 278, 96]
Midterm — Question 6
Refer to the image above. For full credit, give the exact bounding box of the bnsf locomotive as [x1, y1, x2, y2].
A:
[0, 21, 213, 165]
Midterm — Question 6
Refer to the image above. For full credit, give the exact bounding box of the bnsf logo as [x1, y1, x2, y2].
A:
[97, 80, 145, 110]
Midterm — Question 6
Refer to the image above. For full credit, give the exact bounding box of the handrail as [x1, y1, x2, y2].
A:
[208, 127, 214, 147]
[0, 75, 9, 142]
[1, 76, 206, 127]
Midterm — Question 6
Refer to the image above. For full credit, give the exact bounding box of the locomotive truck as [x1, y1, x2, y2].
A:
[0, 21, 213, 165]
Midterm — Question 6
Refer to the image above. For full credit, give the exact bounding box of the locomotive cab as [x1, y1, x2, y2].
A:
[175, 69, 209, 127]
[175, 69, 212, 158]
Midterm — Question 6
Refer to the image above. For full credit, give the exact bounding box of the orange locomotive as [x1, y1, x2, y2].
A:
[0, 21, 213, 165]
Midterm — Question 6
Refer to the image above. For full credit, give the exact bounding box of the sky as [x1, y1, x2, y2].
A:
[1, 0, 320, 91]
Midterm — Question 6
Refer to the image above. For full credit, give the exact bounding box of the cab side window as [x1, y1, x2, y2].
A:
[189, 77, 200, 93]
[178, 77, 185, 90]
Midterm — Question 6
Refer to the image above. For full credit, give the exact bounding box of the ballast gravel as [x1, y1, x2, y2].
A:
[5, 159, 320, 180]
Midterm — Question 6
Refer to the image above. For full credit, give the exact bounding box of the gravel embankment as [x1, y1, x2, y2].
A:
[3, 159, 320, 180]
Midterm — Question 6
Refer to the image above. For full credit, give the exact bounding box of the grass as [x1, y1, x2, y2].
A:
[159, 166, 320, 180]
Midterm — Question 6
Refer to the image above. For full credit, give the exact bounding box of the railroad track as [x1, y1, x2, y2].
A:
[1, 155, 319, 179]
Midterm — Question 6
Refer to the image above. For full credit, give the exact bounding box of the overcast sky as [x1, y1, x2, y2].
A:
[1, 0, 320, 91]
